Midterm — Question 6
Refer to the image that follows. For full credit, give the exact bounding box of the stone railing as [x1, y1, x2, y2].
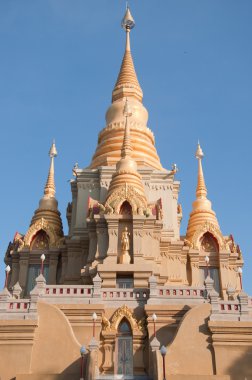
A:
[157, 287, 205, 298]
[42, 284, 93, 304]
[208, 285, 251, 321]
[147, 275, 206, 305]
[0, 288, 33, 319]
[101, 288, 149, 306]
[1, 274, 252, 322]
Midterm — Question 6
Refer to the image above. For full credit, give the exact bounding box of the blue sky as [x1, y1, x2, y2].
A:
[0, 0, 252, 293]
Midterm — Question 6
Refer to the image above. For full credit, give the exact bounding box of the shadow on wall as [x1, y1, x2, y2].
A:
[162, 303, 215, 376]
[226, 347, 252, 380]
[154, 305, 191, 347]
[198, 316, 217, 375]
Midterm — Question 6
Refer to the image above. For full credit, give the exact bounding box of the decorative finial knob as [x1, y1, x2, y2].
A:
[5, 265, 11, 273]
[49, 140, 57, 158]
[195, 142, 204, 160]
[121, 6, 135, 30]
[237, 267, 242, 274]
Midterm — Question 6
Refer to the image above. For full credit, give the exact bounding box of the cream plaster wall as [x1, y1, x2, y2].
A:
[166, 303, 214, 376]
[30, 302, 81, 376]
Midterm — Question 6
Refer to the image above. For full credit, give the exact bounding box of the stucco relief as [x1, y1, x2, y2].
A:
[102, 305, 146, 335]
[24, 218, 61, 249]
[105, 184, 147, 215]
[191, 221, 228, 251]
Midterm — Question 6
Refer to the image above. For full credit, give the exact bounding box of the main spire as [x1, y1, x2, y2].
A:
[112, 6, 143, 103]
[89, 6, 163, 170]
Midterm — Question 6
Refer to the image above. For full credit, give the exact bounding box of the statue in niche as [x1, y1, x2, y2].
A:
[119, 227, 131, 264]
[121, 227, 130, 252]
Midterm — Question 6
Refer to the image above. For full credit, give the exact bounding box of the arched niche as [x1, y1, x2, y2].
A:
[199, 232, 220, 293]
[200, 232, 219, 255]
[30, 230, 49, 251]
[118, 318, 132, 335]
[120, 201, 132, 216]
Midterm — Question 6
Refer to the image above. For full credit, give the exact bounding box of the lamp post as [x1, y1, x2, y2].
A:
[205, 255, 210, 277]
[152, 313, 157, 337]
[92, 312, 97, 338]
[4, 265, 11, 288]
[160, 345, 167, 380]
[40, 253, 45, 276]
[80, 345, 86, 380]
[237, 267, 243, 290]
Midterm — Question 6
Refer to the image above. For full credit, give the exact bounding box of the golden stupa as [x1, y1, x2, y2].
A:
[90, 7, 162, 170]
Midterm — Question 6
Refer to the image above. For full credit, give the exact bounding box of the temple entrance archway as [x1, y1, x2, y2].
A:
[116, 318, 133, 376]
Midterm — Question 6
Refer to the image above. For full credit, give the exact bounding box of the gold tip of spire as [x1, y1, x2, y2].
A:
[196, 142, 207, 199]
[44, 141, 57, 199]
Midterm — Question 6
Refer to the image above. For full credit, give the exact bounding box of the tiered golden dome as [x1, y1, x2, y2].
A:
[89, 7, 162, 171]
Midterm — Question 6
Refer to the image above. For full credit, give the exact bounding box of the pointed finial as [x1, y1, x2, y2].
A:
[49, 140, 57, 158]
[121, 6, 135, 31]
[196, 141, 204, 160]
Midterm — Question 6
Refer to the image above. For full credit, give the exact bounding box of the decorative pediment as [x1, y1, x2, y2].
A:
[102, 305, 146, 335]
[191, 221, 228, 251]
[24, 218, 61, 249]
[104, 184, 147, 215]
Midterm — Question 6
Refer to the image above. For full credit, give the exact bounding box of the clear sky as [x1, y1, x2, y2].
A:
[0, 1, 251, 293]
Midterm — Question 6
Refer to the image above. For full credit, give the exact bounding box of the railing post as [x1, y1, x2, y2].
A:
[209, 289, 220, 320]
[29, 274, 46, 312]
[92, 273, 102, 300]
[238, 291, 249, 321]
[226, 286, 236, 301]
[87, 337, 99, 380]
[204, 276, 214, 298]
[150, 336, 161, 380]
[148, 275, 158, 304]
[12, 282, 22, 299]
[0, 288, 12, 313]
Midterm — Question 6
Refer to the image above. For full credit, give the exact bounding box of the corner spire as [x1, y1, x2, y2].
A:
[27, 140, 63, 244]
[112, 6, 143, 103]
[186, 142, 220, 245]
[43, 141, 57, 199]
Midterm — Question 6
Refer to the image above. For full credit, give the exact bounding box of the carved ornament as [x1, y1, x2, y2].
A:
[191, 222, 228, 251]
[105, 184, 147, 215]
[24, 218, 60, 248]
[103, 305, 146, 335]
